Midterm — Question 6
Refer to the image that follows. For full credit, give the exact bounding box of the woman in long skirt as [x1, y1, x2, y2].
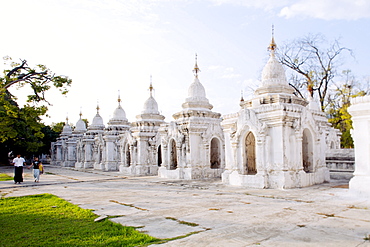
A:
[12, 154, 26, 184]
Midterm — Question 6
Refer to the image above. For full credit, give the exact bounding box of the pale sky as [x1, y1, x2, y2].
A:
[1, 0, 369, 126]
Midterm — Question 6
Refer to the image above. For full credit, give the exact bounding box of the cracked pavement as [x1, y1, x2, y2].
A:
[1, 165, 370, 246]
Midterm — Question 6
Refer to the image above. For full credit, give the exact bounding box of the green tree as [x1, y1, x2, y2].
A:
[326, 70, 366, 148]
[51, 121, 66, 134]
[38, 125, 63, 155]
[0, 57, 71, 164]
[82, 119, 89, 128]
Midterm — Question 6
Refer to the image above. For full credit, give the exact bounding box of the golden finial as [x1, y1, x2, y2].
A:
[66, 116, 69, 124]
[240, 90, 244, 102]
[149, 75, 154, 97]
[118, 90, 121, 105]
[193, 53, 200, 78]
[79, 108, 82, 119]
[268, 24, 277, 53]
[96, 100, 100, 113]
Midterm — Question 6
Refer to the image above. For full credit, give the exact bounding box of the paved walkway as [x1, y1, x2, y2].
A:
[1, 165, 370, 247]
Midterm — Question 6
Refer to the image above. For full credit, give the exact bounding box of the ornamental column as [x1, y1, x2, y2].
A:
[348, 95, 370, 198]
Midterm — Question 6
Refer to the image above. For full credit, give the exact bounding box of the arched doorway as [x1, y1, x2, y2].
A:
[170, 139, 177, 170]
[125, 144, 131, 167]
[97, 146, 102, 164]
[302, 129, 313, 173]
[330, 141, 335, 149]
[157, 145, 162, 167]
[245, 132, 256, 175]
[210, 138, 221, 169]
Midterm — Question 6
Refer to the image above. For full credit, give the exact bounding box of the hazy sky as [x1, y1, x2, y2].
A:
[1, 0, 369, 126]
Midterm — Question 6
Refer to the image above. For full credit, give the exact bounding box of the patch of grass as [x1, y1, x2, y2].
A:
[348, 205, 369, 210]
[294, 199, 314, 203]
[165, 217, 199, 227]
[106, 215, 125, 219]
[0, 173, 13, 181]
[0, 194, 159, 246]
[109, 200, 148, 211]
[156, 230, 204, 244]
[178, 220, 199, 227]
[170, 230, 203, 239]
[209, 208, 221, 210]
[297, 224, 306, 228]
[317, 213, 335, 217]
[165, 216, 177, 221]
[364, 234, 370, 241]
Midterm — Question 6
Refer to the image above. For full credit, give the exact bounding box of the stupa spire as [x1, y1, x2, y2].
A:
[254, 25, 294, 95]
[149, 75, 154, 97]
[268, 25, 277, 54]
[193, 53, 200, 78]
[96, 101, 100, 114]
[117, 90, 121, 106]
[79, 108, 82, 119]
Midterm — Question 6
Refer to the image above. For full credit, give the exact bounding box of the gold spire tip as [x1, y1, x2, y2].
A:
[268, 24, 276, 52]
[193, 53, 200, 77]
[149, 75, 153, 90]
[117, 90, 121, 104]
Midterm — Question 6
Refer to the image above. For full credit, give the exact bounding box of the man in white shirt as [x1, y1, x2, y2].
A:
[13, 154, 26, 184]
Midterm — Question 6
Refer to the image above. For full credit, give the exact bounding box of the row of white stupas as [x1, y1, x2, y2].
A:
[51, 37, 342, 189]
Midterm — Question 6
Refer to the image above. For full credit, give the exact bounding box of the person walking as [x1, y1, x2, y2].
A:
[12, 154, 26, 184]
[28, 157, 43, 182]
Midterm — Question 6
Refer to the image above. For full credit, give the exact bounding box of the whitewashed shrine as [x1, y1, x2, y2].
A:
[221, 37, 338, 189]
[158, 57, 224, 179]
[51, 36, 341, 188]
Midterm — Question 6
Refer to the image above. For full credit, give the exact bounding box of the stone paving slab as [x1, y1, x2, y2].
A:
[112, 216, 206, 239]
[1, 165, 370, 246]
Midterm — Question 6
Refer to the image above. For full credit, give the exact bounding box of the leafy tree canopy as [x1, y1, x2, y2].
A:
[326, 70, 367, 148]
[0, 57, 71, 164]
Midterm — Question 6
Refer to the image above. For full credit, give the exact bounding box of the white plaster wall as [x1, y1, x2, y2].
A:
[189, 134, 200, 168]
[158, 166, 181, 179]
[348, 96, 370, 197]
[226, 171, 266, 188]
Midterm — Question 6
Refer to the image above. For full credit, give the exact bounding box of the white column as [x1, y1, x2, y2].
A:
[104, 135, 118, 171]
[348, 95, 370, 198]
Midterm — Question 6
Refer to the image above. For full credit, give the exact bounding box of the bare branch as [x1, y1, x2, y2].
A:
[5, 59, 28, 78]
[289, 83, 305, 98]
[277, 34, 352, 111]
